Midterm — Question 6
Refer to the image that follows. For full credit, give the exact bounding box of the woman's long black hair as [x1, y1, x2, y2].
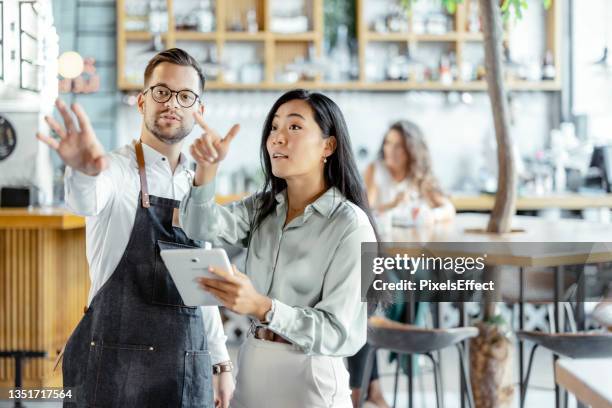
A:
[252, 89, 377, 235]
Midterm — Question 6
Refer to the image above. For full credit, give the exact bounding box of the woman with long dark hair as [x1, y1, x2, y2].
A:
[180, 89, 377, 407]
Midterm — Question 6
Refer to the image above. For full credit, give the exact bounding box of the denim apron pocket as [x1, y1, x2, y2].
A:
[88, 341, 156, 407]
[182, 350, 214, 408]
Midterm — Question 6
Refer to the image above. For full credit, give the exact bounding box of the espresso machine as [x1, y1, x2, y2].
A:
[0, 0, 58, 207]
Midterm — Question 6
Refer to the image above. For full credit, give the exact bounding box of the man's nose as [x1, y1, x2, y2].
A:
[164, 94, 180, 109]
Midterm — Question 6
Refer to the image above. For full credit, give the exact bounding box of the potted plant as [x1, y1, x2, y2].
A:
[397, 1, 554, 406]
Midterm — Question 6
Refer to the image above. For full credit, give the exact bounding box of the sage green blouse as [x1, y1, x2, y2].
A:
[179, 182, 376, 357]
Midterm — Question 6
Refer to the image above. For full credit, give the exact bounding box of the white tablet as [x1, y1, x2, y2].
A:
[160, 247, 234, 306]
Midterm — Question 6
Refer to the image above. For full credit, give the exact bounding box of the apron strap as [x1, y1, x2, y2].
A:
[135, 141, 150, 208]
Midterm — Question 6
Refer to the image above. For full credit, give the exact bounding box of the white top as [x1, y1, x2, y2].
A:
[555, 358, 612, 408]
[372, 160, 416, 204]
[64, 141, 229, 365]
[372, 160, 423, 222]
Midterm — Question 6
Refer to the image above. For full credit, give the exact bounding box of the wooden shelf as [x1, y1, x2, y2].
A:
[224, 31, 267, 41]
[117, 0, 562, 92]
[272, 32, 319, 42]
[366, 31, 462, 42]
[174, 31, 217, 41]
[357, 0, 561, 92]
[187, 79, 560, 92]
[116, 79, 561, 93]
[117, 0, 324, 90]
[125, 31, 156, 41]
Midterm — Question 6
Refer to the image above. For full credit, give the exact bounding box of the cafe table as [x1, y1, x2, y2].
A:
[555, 358, 612, 408]
[450, 193, 612, 212]
[379, 213, 612, 408]
[384, 213, 612, 325]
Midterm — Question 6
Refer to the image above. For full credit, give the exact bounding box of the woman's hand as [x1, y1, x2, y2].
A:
[213, 371, 234, 408]
[376, 191, 406, 213]
[198, 265, 272, 321]
[190, 112, 240, 186]
[412, 204, 435, 226]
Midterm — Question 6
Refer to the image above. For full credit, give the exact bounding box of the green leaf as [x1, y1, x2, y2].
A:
[398, 0, 551, 20]
[399, 0, 413, 12]
[485, 314, 507, 326]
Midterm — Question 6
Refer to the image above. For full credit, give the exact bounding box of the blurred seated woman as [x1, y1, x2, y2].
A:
[364, 120, 455, 225]
[348, 120, 455, 408]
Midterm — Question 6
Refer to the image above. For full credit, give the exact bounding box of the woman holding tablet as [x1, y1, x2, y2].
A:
[180, 89, 377, 408]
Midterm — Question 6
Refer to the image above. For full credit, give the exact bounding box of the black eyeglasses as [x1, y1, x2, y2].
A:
[143, 85, 200, 108]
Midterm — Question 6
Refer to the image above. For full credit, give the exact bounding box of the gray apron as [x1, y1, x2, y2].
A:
[62, 141, 214, 407]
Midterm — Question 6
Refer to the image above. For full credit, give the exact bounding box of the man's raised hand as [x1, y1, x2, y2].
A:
[37, 99, 108, 176]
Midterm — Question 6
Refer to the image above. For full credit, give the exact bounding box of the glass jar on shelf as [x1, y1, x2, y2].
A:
[124, 0, 149, 31]
[196, 0, 215, 32]
[148, 0, 168, 34]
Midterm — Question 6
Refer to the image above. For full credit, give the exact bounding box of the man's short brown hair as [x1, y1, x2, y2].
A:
[144, 48, 205, 94]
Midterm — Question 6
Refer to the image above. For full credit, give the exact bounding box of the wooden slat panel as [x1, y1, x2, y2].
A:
[0, 227, 89, 387]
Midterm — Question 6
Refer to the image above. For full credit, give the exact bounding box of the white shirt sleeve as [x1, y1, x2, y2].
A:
[64, 165, 116, 217]
[200, 306, 230, 365]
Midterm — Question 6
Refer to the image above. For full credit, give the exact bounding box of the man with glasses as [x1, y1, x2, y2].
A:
[37, 48, 236, 408]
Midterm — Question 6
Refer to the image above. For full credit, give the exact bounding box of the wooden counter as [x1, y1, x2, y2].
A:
[216, 193, 612, 211]
[450, 193, 612, 211]
[0, 208, 89, 387]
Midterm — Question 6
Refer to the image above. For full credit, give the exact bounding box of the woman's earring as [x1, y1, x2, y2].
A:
[323, 157, 327, 163]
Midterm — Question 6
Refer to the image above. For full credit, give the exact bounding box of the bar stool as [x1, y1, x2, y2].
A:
[359, 316, 478, 408]
[0, 350, 47, 407]
[516, 331, 612, 408]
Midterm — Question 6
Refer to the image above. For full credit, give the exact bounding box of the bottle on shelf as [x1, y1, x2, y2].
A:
[542, 50, 556, 80]
[148, 0, 168, 34]
[327, 25, 352, 82]
[467, 0, 481, 32]
[246, 9, 259, 33]
[196, 0, 215, 33]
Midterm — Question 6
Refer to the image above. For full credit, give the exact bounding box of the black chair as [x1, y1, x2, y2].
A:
[516, 331, 612, 408]
[359, 316, 478, 408]
[0, 350, 47, 407]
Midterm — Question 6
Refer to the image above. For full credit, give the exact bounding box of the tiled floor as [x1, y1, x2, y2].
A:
[374, 343, 578, 408]
[0, 341, 580, 408]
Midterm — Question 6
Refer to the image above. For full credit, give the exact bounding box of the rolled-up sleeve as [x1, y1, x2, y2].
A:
[179, 181, 255, 247]
[266, 224, 376, 357]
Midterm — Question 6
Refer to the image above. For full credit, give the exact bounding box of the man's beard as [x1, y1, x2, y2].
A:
[145, 113, 192, 145]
